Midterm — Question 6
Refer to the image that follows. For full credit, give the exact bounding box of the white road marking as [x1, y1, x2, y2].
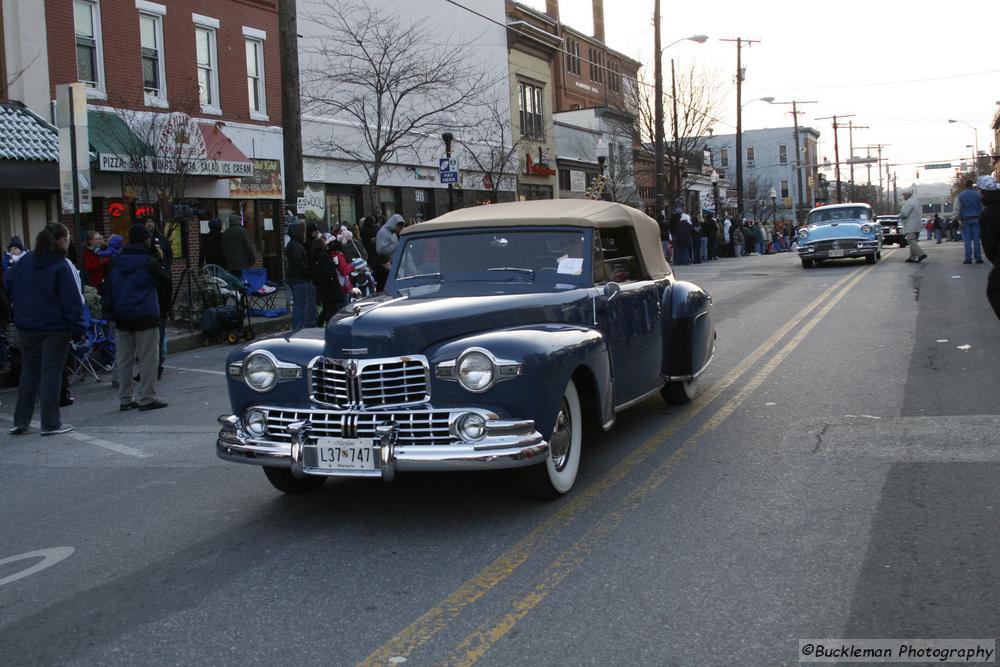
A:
[0, 413, 150, 457]
[164, 365, 226, 376]
[0, 547, 75, 587]
[957, 344, 972, 350]
[937, 339, 949, 343]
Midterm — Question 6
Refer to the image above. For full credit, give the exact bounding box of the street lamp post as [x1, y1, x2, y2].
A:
[948, 119, 979, 175]
[711, 169, 720, 219]
[769, 187, 777, 239]
[653, 33, 707, 216]
[442, 131, 454, 211]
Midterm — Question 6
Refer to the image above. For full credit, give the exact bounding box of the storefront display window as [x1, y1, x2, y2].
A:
[414, 189, 435, 221]
[326, 193, 357, 229]
[379, 187, 401, 218]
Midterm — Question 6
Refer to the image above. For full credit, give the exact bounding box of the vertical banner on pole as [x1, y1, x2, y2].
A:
[56, 83, 92, 214]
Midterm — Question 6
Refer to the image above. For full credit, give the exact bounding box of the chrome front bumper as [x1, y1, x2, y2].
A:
[797, 240, 879, 259]
[216, 409, 548, 481]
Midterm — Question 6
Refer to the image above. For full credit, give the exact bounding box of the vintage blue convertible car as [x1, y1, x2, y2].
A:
[796, 203, 882, 268]
[217, 200, 715, 498]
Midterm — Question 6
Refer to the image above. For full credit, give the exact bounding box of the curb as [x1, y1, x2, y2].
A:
[166, 315, 293, 354]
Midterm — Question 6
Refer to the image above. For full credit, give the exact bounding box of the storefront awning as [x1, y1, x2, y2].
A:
[0, 101, 59, 189]
[90, 110, 254, 177]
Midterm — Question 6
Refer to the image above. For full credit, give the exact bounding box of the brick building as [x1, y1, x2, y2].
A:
[2, 0, 284, 281]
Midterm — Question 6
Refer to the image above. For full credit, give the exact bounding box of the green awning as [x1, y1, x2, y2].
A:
[88, 110, 148, 158]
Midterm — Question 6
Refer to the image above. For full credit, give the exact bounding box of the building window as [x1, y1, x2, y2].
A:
[519, 81, 544, 140]
[589, 48, 603, 84]
[193, 15, 220, 113]
[566, 39, 581, 76]
[608, 58, 621, 93]
[746, 146, 755, 167]
[779, 144, 788, 164]
[74, 0, 105, 94]
[748, 183, 758, 200]
[720, 147, 728, 168]
[244, 29, 267, 119]
[138, 6, 167, 106]
[781, 179, 790, 199]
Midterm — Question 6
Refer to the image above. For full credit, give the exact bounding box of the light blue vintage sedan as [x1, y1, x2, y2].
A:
[796, 203, 881, 268]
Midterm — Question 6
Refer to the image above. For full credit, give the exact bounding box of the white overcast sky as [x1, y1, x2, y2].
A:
[520, 0, 999, 188]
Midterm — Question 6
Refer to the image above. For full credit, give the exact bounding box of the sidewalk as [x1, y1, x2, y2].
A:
[165, 286, 293, 354]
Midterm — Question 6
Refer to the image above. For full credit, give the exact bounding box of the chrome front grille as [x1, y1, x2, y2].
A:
[311, 356, 430, 408]
[262, 408, 453, 446]
[807, 239, 871, 252]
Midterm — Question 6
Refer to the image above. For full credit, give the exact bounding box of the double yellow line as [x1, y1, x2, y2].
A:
[362, 263, 878, 667]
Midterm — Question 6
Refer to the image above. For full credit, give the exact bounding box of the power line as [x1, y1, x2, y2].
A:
[760, 68, 1000, 90]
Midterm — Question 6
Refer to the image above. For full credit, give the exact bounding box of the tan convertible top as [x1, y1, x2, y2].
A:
[401, 199, 671, 279]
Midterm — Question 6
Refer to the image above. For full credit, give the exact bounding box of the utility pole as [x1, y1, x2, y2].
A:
[863, 144, 890, 213]
[278, 0, 303, 236]
[770, 100, 815, 224]
[892, 172, 898, 210]
[721, 37, 760, 222]
[846, 121, 868, 202]
[816, 114, 854, 204]
[653, 0, 665, 218]
[671, 58, 680, 204]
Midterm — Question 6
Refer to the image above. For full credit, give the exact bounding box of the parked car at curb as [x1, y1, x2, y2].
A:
[876, 215, 907, 247]
[217, 200, 716, 498]
[796, 203, 882, 268]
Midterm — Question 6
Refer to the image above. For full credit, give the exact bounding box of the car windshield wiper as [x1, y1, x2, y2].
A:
[396, 272, 443, 283]
[486, 267, 535, 281]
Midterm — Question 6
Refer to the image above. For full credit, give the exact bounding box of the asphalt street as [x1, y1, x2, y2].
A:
[1, 239, 998, 666]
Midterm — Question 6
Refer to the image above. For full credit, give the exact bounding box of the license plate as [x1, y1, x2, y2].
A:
[315, 437, 376, 471]
[828, 249, 844, 257]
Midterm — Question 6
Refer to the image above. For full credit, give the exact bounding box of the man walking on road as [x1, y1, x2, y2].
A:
[952, 180, 984, 264]
[899, 190, 926, 263]
[106, 224, 170, 411]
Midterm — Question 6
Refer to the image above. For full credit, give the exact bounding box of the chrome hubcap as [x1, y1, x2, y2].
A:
[550, 402, 571, 472]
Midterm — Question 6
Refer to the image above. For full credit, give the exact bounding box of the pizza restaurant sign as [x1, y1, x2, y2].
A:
[99, 113, 253, 177]
[99, 153, 254, 177]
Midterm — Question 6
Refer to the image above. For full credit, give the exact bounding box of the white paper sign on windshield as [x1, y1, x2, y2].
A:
[557, 257, 583, 275]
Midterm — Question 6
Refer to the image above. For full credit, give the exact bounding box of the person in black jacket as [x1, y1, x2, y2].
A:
[105, 224, 170, 411]
[310, 233, 345, 327]
[4, 223, 84, 435]
[285, 223, 316, 329]
[201, 218, 226, 269]
[978, 177, 1000, 320]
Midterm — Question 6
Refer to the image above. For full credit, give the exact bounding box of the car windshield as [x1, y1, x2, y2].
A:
[396, 230, 588, 286]
[808, 207, 870, 224]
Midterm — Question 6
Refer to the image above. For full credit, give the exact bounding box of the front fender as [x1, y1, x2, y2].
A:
[663, 280, 715, 379]
[427, 324, 613, 437]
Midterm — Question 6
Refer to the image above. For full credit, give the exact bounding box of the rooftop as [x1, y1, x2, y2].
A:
[0, 101, 58, 162]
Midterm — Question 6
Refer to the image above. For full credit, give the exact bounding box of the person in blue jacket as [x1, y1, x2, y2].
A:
[4, 223, 84, 436]
[104, 224, 171, 411]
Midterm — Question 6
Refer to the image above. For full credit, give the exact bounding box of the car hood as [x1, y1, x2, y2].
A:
[323, 289, 589, 358]
[802, 222, 871, 241]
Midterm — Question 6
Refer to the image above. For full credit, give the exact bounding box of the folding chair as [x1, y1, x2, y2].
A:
[201, 264, 242, 307]
[241, 267, 278, 313]
[69, 305, 115, 383]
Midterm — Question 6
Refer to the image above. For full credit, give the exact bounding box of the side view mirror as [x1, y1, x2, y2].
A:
[603, 282, 621, 303]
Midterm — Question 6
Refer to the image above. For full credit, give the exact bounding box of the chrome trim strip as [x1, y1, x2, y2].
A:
[352, 295, 408, 322]
[667, 344, 715, 381]
[614, 380, 665, 412]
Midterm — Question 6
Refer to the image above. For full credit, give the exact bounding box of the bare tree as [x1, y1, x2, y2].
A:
[91, 98, 206, 247]
[604, 139, 639, 204]
[454, 88, 524, 204]
[301, 1, 497, 216]
[631, 63, 727, 206]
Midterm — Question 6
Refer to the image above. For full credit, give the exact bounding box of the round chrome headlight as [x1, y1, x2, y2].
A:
[244, 352, 278, 392]
[245, 409, 267, 436]
[457, 349, 496, 393]
[798, 227, 809, 239]
[457, 413, 487, 441]
[861, 224, 872, 234]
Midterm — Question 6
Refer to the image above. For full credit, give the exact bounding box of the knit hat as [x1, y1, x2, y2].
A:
[107, 234, 124, 251]
[7, 236, 25, 252]
[976, 175, 998, 191]
[128, 224, 150, 244]
[321, 232, 336, 246]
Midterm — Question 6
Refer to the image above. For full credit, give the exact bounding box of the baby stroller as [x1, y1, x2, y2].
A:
[350, 258, 376, 298]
